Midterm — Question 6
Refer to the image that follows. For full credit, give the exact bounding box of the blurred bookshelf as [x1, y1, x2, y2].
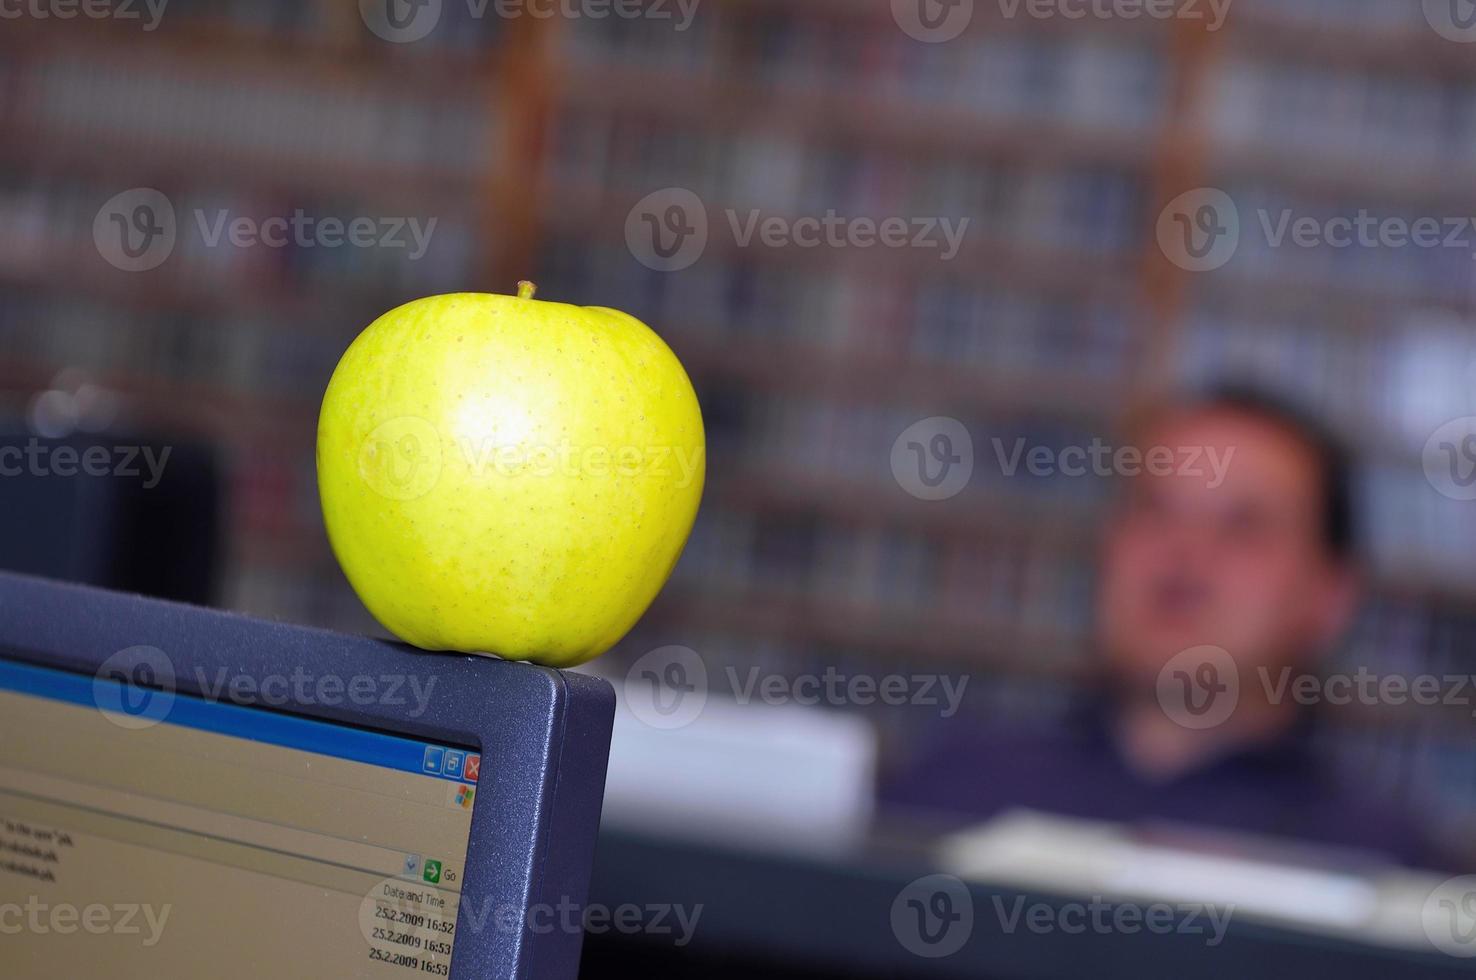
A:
[0, 1, 1474, 854]
[525, 0, 1476, 858]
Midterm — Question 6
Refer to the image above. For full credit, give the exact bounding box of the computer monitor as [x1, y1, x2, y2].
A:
[0, 571, 615, 979]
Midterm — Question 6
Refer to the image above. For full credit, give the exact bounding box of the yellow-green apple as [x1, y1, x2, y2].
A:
[316, 284, 704, 667]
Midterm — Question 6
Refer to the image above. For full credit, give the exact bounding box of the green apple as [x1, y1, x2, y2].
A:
[316, 284, 705, 667]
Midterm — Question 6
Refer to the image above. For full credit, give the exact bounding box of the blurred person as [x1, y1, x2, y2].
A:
[883, 387, 1448, 870]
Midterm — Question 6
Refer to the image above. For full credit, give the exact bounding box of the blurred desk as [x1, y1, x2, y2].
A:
[581, 824, 1476, 979]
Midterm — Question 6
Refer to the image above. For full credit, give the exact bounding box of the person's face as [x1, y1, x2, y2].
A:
[1096, 409, 1357, 690]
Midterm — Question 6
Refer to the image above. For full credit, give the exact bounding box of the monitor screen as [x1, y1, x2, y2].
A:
[0, 657, 479, 978]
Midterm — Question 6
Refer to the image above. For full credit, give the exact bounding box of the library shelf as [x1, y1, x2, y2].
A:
[714, 466, 1103, 540]
[554, 64, 1157, 170]
[1372, 565, 1476, 610]
[1208, 145, 1476, 218]
[0, 138, 486, 216]
[5, 120, 496, 209]
[1228, 9, 1476, 79]
[0, 359, 320, 445]
[670, 334, 1127, 419]
[1188, 273, 1476, 330]
[724, 0, 1177, 41]
[540, 180, 1141, 292]
[231, 526, 336, 573]
[0, 0, 1472, 831]
[0, 254, 392, 325]
[0, 13, 500, 78]
[646, 583, 1090, 672]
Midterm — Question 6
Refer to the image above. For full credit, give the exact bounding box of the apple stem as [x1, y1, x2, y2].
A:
[516, 281, 537, 300]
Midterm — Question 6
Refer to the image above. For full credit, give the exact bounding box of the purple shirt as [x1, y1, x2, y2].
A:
[881, 701, 1450, 872]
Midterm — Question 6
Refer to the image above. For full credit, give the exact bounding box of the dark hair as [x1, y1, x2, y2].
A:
[1182, 384, 1357, 562]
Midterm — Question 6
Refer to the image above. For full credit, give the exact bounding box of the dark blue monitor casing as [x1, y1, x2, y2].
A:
[0, 571, 615, 980]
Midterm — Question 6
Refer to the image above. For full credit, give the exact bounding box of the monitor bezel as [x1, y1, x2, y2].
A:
[0, 570, 615, 980]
